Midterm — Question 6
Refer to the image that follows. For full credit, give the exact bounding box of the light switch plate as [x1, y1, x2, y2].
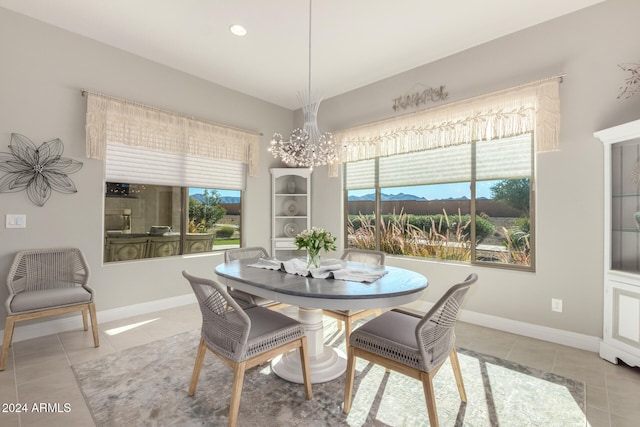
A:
[6, 214, 26, 228]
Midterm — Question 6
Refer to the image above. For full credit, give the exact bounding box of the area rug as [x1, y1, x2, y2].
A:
[73, 326, 586, 426]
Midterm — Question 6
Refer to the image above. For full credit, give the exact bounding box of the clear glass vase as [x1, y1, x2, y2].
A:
[306, 249, 320, 269]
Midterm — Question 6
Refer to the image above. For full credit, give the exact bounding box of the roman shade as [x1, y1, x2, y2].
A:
[345, 134, 532, 190]
[84, 91, 260, 177]
[335, 77, 560, 177]
[105, 142, 246, 190]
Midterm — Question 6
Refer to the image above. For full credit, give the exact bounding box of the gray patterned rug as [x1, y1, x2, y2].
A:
[73, 324, 586, 426]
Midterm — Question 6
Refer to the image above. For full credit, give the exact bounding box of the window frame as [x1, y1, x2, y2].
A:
[104, 182, 242, 263]
[343, 135, 535, 272]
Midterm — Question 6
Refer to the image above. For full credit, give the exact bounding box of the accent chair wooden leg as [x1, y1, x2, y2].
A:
[88, 303, 100, 347]
[421, 371, 439, 427]
[0, 316, 16, 371]
[449, 347, 467, 402]
[337, 319, 343, 331]
[298, 337, 313, 400]
[344, 317, 353, 351]
[81, 308, 88, 331]
[188, 338, 207, 396]
[228, 361, 247, 427]
[343, 346, 357, 413]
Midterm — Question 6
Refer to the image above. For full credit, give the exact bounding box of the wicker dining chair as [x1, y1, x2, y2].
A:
[1, 247, 99, 371]
[343, 273, 478, 427]
[322, 249, 386, 347]
[224, 247, 288, 310]
[182, 271, 312, 427]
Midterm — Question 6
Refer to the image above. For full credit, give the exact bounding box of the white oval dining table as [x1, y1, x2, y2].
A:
[215, 258, 428, 384]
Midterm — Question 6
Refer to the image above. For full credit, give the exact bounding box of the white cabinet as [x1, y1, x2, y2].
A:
[271, 168, 311, 259]
[595, 119, 640, 367]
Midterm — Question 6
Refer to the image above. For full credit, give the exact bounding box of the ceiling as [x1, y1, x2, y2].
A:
[0, 0, 603, 110]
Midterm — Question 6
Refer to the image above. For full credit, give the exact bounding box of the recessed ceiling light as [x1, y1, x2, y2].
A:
[229, 24, 247, 36]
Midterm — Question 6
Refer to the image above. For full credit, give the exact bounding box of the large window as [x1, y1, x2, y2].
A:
[345, 134, 534, 269]
[84, 92, 259, 264]
[104, 183, 240, 263]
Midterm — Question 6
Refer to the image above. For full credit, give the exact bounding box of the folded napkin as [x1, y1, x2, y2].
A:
[248, 258, 283, 270]
[248, 257, 388, 283]
[332, 269, 389, 283]
[282, 258, 310, 276]
[308, 263, 343, 279]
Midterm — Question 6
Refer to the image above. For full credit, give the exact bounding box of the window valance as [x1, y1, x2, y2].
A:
[332, 77, 561, 172]
[84, 91, 260, 176]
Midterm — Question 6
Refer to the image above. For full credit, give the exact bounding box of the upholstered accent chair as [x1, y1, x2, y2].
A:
[223, 247, 288, 310]
[322, 249, 386, 347]
[343, 273, 478, 427]
[1, 247, 99, 371]
[182, 271, 312, 427]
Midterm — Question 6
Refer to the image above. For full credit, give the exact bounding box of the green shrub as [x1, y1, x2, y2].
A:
[474, 216, 495, 241]
[215, 226, 235, 238]
[503, 217, 530, 252]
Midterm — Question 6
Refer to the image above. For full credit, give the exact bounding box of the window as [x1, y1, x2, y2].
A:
[337, 78, 560, 270]
[83, 92, 259, 263]
[101, 140, 246, 264]
[104, 183, 240, 262]
[345, 133, 534, 269]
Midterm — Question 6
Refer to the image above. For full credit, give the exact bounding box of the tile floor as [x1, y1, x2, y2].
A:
[0, 304, 639, 426]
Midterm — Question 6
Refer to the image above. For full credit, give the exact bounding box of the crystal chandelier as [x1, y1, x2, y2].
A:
[269, 0, 339, 169]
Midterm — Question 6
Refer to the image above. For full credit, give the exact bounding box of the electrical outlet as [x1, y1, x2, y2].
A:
[551, 298, 563, 312]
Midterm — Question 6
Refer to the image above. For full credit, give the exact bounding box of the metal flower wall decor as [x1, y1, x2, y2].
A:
[0, 133, 83, 206]
[618, 63, 640, 99]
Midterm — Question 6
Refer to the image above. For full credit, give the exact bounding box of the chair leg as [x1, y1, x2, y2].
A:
[337, 319, 343, 331]
[88, 303, 100, 347]
[0, 316, 16, 371]
[421, 371, 439, 427]
[188, 338, 207, 396]
[81, 308, 88, 331]
[343, 346, 357, 414]
[298, 337, 313, 400]
[449, 347, 467, 402]
[228, 361, 247, 427]
[344, 317, 353, 351]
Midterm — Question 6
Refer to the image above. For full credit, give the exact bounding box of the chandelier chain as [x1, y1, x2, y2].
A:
[268, 0, 339, 169]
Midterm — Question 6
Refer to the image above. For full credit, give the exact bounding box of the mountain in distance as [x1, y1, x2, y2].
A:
[191, 192, 483, 203]
[348, 193, 428, 201]
[348, 193, 477, 201]
[190, 194, 240, 204]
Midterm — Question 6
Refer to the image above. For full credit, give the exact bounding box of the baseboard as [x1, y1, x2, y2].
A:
[2, 294, 600, 352]
[1, 293, 197, 344]
[401, 300, 600, 353]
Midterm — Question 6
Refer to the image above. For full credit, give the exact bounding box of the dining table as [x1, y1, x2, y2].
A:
[214, 257, 428, 384]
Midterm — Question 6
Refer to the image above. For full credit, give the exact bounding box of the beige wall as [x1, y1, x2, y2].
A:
[311, 0, 640, 338]
[0, 8, 285, 319]
[1, 0, 640, 343]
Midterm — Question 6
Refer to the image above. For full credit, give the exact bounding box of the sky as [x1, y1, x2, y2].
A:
[189, 188, 240, 198]
[190, 180, 499, 201]
[348, 180, 499, 200]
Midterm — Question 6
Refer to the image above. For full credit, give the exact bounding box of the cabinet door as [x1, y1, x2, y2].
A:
[611, 140, 640, 273]
[612, 284, 640, 348]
